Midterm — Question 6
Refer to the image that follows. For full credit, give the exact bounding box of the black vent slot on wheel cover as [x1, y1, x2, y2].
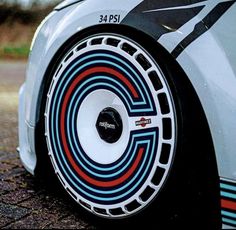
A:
[55, 64, 63, 77]
[149, 71, 163, 91]
[163, 118, 172, 140]
[158, 93, 170, 114]
[64, 51, 73, 62]
[56, 172, 65, 186]
[136, 53, 152, 70]
[106, 38, 120, 47]
[121, 42, 137, 55]
[109, 207, 125, 216]
[66, 188, 77, 200]
[76, 42, 87, 52]
[79, 200, 91, 210]
[151, 167, 165, 186]
[94, 207, 108, 216]
[125, 200, 141, 212]
[140, 186, 155, 202]
[160, 144, 171, 165]
[91, 37, 104, 45]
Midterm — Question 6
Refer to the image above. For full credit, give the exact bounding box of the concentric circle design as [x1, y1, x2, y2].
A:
[45, 34, 177, 218]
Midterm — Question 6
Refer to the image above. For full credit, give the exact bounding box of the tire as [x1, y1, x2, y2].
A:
[43, 26, 221, 228]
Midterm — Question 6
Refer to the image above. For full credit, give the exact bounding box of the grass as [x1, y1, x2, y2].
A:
[0, 44, 30, 60]
[0, 2, 60, 60]
[0, 21, 37, 60]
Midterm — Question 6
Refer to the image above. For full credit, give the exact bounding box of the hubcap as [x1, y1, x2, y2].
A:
[96, 107, 123, 144]
[45, 33, 177, 219]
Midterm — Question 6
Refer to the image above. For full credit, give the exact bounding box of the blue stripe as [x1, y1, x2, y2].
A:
[58, 75, 153, 172]
[51, 55, 155, 175]
[70, 123, 146, 173]
[52, 70, 153, 176]
[220, 183, 236, 192]
[72, 60, 148, 106]
[69, 85, 137, 177]
[221, 191, 236, 200]
[66, 76, 153, 113]
[222, 217, 236, 226]
[54, 53, 153, 114]
[222, 210, 236, 219]
[51, 130, 155, 199]
[52, 73, 157, 174]
[51, 108, 156, 196]
[67, 79, 153, 175]
[48, 50, 158, 202]
[68, 53, 150, 104]
[53, 62, 153, 151]
[64, 80, 151, 174]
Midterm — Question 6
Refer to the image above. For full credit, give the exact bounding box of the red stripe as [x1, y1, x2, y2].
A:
[61, 114, 144, 187]
[67, 66, 138, 98]
[221, 199, 236, 210]
[59, 67, 143, 187]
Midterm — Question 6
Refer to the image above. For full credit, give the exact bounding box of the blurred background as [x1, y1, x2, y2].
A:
[0, 0, 61, 60]
[0, 1, 96, 228]
[0, 0, 62, 154]
[0, 1, 94, 228]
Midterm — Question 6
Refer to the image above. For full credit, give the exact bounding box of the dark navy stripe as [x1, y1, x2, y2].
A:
[122, 4, 204, 40]
[171, 1, 236, 58]
[134, 0, 205, 9]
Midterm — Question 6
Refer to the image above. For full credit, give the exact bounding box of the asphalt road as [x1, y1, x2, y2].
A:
[0, 61, 95, 229]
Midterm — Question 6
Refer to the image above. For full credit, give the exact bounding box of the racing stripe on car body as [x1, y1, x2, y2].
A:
[122, 0, 206, 40]
[220, 178, 236, 227]
[171, 0, 236, 58]
[122, 0, 236, 58]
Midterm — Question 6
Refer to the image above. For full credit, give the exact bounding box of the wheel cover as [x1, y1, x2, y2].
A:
[45, 34, 177, 218]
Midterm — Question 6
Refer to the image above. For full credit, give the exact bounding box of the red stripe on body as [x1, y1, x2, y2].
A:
[221, 199, 236, 210]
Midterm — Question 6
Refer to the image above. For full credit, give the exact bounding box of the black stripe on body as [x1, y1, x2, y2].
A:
[122, 0, 236, 59]
[171, 1, 236, 58]
[122, 1, 205, 40]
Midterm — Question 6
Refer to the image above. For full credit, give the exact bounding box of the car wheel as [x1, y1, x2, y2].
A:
[43, 27, 220, 228]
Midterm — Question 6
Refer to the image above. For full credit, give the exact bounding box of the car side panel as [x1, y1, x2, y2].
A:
[158, 2, 236, 180]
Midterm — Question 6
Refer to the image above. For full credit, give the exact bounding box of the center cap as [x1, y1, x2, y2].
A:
[96, 107, 123, 144]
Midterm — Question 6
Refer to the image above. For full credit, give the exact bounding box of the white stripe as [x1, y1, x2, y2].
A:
[157, 0, 233, 53]
[143, 1, 208, 13]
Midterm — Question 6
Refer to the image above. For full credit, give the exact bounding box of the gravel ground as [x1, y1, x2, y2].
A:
[0, 61, 96, 229]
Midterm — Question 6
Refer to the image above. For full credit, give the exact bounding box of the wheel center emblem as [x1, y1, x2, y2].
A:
[135, 117, 152, 128]
[96, 107, 123, 144]
[98, 121, 116, 130]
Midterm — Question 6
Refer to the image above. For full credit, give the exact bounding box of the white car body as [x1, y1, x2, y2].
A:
[19, 0, 236, 228]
